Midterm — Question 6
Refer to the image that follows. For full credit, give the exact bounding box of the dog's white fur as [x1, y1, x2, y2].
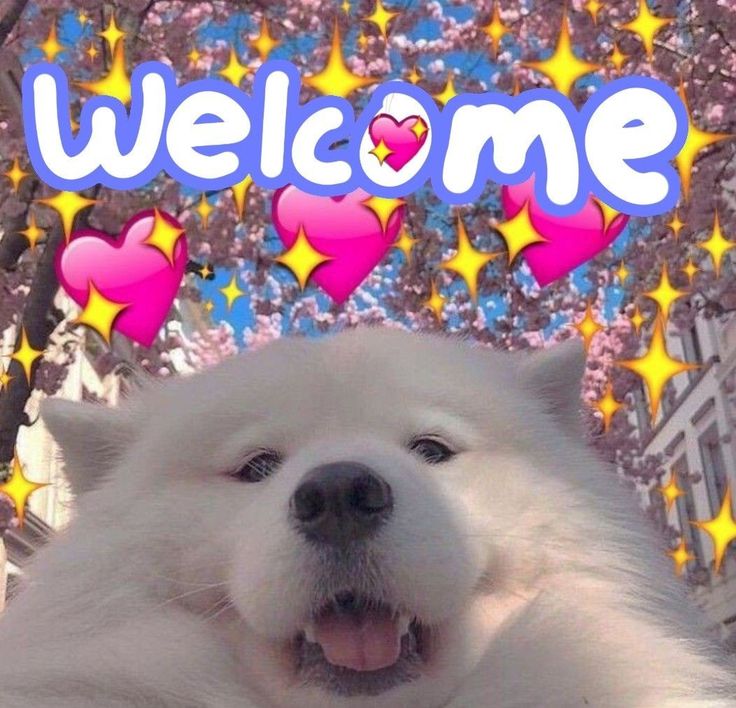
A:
[0, 329, 734, 707]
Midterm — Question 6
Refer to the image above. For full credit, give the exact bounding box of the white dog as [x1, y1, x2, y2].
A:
[0, 329, 734, 707]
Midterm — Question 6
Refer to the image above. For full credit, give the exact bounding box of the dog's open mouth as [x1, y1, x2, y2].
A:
[293, 590, 430, 696]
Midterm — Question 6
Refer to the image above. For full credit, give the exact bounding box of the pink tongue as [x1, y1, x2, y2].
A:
[313, 610, 401, 672]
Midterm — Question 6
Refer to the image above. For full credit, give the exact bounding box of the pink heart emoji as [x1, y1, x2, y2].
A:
[56, 209, 188, 347]
[501, 178, 629, 287]
[368, 113, 428, 171]
[272, 186, 404, 303]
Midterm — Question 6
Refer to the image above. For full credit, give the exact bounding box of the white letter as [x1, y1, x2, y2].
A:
[166, 91, 250, 180]
[291, 106, 351, 186]
[585, 87, 677, 206]
[442, 100, 579, 206]
[31, 71, 166, 181]
[259, 70, 289, 179]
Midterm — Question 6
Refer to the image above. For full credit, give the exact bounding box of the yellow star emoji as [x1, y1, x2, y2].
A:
[77, 40, 131, 104]
[364, 0, 400, 40]
[629, 304, 646, 334]
[483, 2, 509, 58]
[219, 272, 246, 310]
[617, 317, 698, 420]
[594, 198, 620, 233]
[411, 118, 428, 140]
[493, 201, 546, 264]
[203, 300, 215, 314]
[357, 31, 370, 51]
[583, 0, 604, 24]
[250, 18, 280, 62]
[37, 191, 96, 242]
[424, 279, 446, 321]
[667, 209, 685, 239]
[682, 258, 699, 284]
[441, 215, 500, 302]
[199, 263, 214, 280]
[362, 195, 405, 234]
[676, 80, 732, 200]
[698, 210, 734, 278]
[195, 194, 214, 229]
[433, 73, 459, 106]
[659, 470, 686, 511]
[615, 260, 629, 283]
[523, 13, 601, 96]
[0, 452, 49, 528]
[10, 327, 44, 384]
[609, 42, 629, 72]
[231, 175, 254, 221]
[39, 22, 65, 62]
[341, 0, 351, 14]
[692, 485, 736, 573]
[20, 212, 46, 251]
[78, 11, 89, 25]
[643, 263, 688, 322]
[573, 302, 604, 351]
[73, 282, 129, 345]
[86, 43, 99, 60]
[305, 21, 379, 98]
[275, 227, 332, 289]
[592, 382, 622, 432]
[143, 209, 185, 266]
[369, 138, 394, 166]
[99, 14, 126, 53]
[394, 227, 417, 263]
[0, 366, 14, 392]
[667, 539, 694, 577]
[188, 47, 201, 64]
[406, 65, 422, 84]
[218, 46, 250, 87]
[4, 157, 29, 193]
[619, 0, 673, 60]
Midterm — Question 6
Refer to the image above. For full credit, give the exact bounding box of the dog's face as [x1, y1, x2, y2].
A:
[43, 329, 589, 708]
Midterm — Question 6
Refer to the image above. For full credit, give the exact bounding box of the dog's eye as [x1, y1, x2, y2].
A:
[408, 436, 456, 464]
[232, 449, 282, 483]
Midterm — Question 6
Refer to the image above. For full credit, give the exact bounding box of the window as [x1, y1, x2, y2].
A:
[673, 455, 705, 570]
[632, 381, 651, 435]
[700, 423, 729, 516]
[681, 324, 703, 382]
[661, 380, 678, 417]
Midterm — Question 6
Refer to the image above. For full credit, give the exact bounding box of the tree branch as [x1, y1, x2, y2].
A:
[0, 0, 29, 47]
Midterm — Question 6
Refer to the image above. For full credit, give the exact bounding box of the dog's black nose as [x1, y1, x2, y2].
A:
[291, 462, 393, 544]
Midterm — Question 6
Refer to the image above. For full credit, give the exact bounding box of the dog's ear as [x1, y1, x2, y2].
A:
[518, 340, 587, 431]
[41, 399, 135, 495]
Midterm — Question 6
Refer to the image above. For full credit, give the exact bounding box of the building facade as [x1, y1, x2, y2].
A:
[629, 306, 736, 641]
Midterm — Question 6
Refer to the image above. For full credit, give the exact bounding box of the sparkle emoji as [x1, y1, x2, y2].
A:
[667, 539, 694, 577]
[424, 279, 446, 322]
[10, 327, 44, 384]
[143, 209, 185, 266]
[573, 303, 603, 352]
[73, 282, 129, 345]
[659, 470, 685, 511]
[619, 0, 673, 60]
[275, 227, 332, 289]
[617, 318, 698, 420]
[305, 21, 379, 98]
[0, 452, 49, 528]
[37, 191, 96, 242]
[441, 215, 500, 302]
[592, 382, 622, 432]
[691, 486, 736, 573]
[698, 210, 734, 278]
[523, 13, 601, 97]
[219, 272, 246, 310]
[362, 195, 405, 235]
